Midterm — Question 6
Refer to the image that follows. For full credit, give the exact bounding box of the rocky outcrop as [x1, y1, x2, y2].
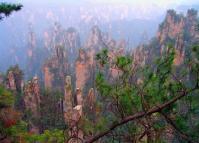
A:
[24, 76, 40, 116]
[185, 9, 199, 43]
[6, 71, 16, 91]
[173, 34, 185, 65]
[63, 76, 73, 123]
[43, 66, 54, 89]
[157, 9, 199, 65]
[133, 9, 199, 67]
[132, 45, 149, 67]
[75, 49, 91, 92]
[0, 74, 3, 85]
[43, 26, 82, 91]
[62, 75, 98, 142]
[28, 29, 36, 58]
[84, 26, 108, 68]
[26, 26, 38, 78]
[65, 27, 81, 64]
[43, 24, 80, 63]
[43, 25, 128, 92]
[76, 88, 83, 105]
[85, 88, 96, 112]
[63, 76, 84, 143]
[23, 76, 41, 133]
[157, 10, 185, 44]
[85, 26, 106, 51]
[43, 45, 68, 90]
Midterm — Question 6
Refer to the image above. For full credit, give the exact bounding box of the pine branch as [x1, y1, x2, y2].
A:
[0, 3, 22, 20]
[84, 89, 192, 143]
[160, 112, 198, 143]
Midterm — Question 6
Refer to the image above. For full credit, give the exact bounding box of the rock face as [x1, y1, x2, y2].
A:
[85, 88, 96, 112]
[42, 26, 81, 91]
[132, 45, 148, 67]
[64, 76, 83, 123]
[23, 76, 40, 115]
[186, 9, 199, 42]
[6, 66, 23, 92]
[157, 10, 185, 44]
[85, 26, 106, 51]
[63, 76, 83, 143]
[43, 66, 54, 89]
[75, 49, 91, 92]
[44, 25, 80, 63]
[28, 25, 80, 85]
[65, 27, 81, 63]
[27, 26, 36, 58]
[63, 76, 73, 123]
[0, 74, 3, 85]
[23, 76, 41, 133]
[7, 71, 16, 91]
[26, 26, 38, 78]
[157, 9, 199, 65]
[133, 9, 199, 67]
[76, 88, 83, 105]
[43, 25, 129, 93]
[84, 26, 108, 67]
[62, 76, 98, 142]
[43, 45, 68, 90]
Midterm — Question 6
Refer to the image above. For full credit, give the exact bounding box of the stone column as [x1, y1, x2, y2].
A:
[7, 71, 16, 90]
[23, 76, 41, 134]
[87, 88, 95, 111]
[63, 76, 73, 124]
[64, 76, 84, 143]
[76, 88, 83, 105]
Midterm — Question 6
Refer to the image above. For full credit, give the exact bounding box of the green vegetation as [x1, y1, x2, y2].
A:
[0, 3, 22, 20]
[39, 90, 65, 130]
[87, 45, 199, 142]
[0, 86, 21, 142]
[0, 86, 14, 108]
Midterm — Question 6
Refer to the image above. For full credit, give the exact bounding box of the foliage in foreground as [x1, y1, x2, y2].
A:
[0, 3, 22, 20]
[90, 45, 199, 142]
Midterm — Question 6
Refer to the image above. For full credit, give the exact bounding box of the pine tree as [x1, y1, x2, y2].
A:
[0, 3, 22, 20]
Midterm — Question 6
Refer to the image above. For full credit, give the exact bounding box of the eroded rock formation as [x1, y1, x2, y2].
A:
[75, 49, 91, 92]
[43, 25, 80, 64]
[7, 71, 16, 91]
[23, 76, 41, 133]
[133, 9, 199, 67]
[157, 9, 199, 65]
[0, 74, 3, 85]
[85, 26, 106, 51]
[85, 88, 96, 112]
[43, 45, 68, 90]
[63, 76, 84, 143]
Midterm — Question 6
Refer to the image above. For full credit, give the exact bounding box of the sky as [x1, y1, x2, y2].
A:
[2, 0, 199, 6]
[1, 0, 199, 13]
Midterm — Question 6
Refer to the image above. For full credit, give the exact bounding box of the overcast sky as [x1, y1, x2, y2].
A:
[3, 0, 199, 6]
